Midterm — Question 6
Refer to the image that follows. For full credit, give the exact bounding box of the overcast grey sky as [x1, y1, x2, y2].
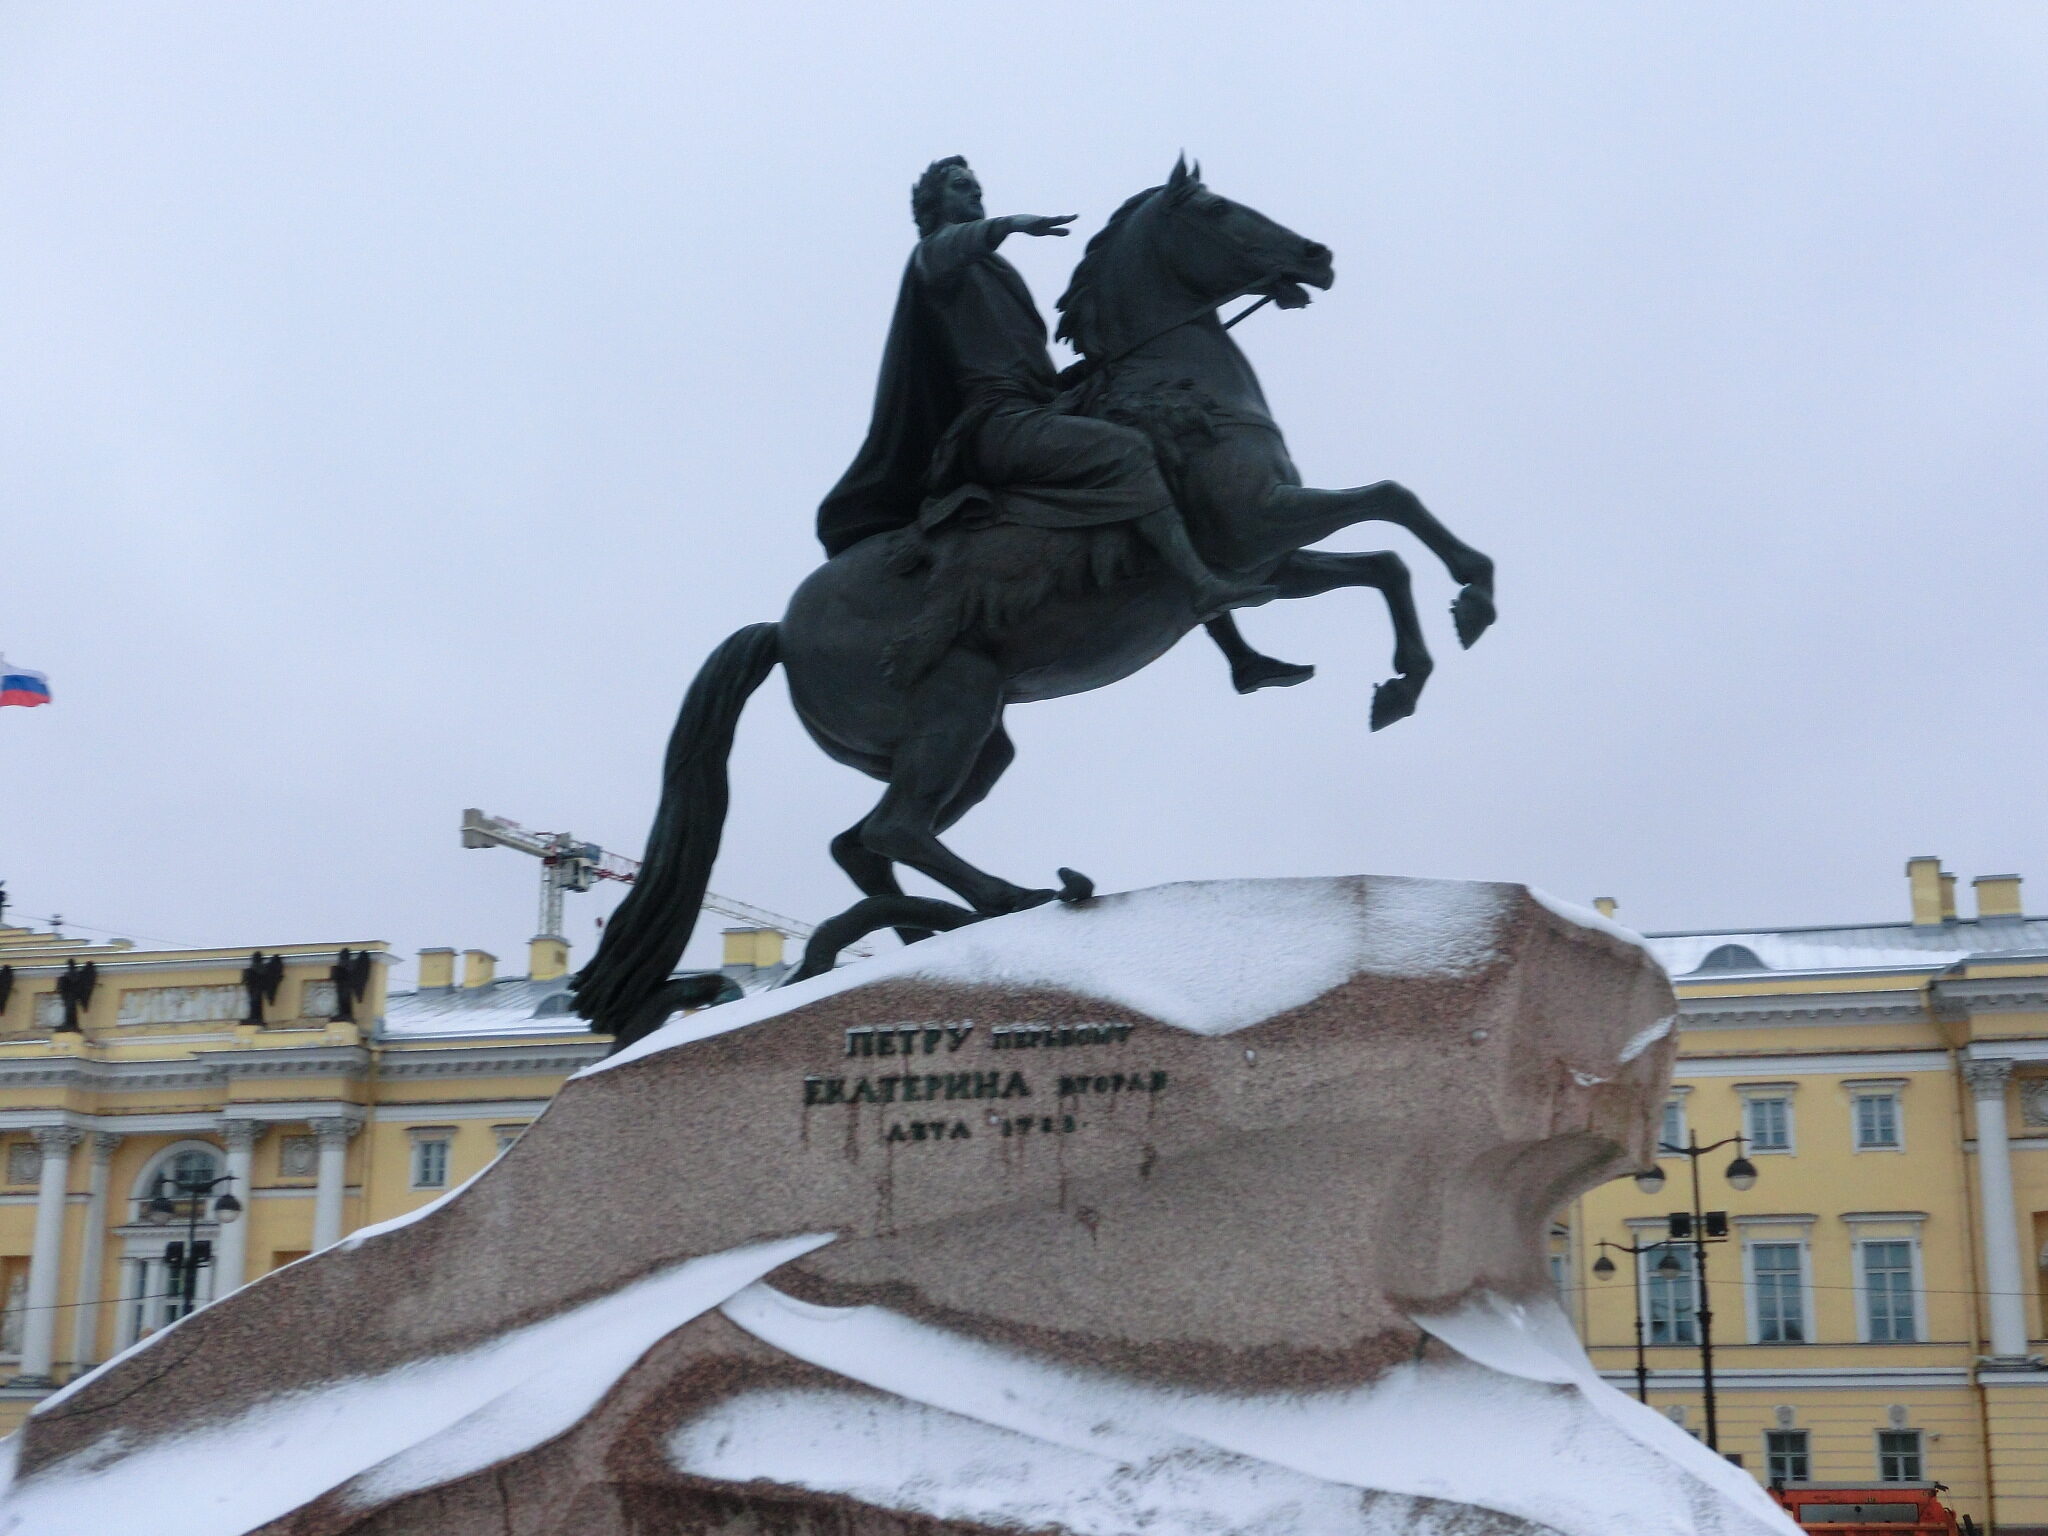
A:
[3, 2, 2043, 982]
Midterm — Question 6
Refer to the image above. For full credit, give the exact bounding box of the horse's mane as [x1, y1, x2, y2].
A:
[1054, 185, 1166, 358]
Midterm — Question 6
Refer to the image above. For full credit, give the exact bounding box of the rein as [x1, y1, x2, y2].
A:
[1063, 268, 1287, 386]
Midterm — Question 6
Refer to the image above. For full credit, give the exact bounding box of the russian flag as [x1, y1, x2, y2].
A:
[0, 658, 51, 709]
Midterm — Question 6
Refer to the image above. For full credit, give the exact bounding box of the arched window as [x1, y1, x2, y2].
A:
[118, 1140, 226, 1349]
[130, 1140, 224, 1222]
[1693, 944, 1769, 974]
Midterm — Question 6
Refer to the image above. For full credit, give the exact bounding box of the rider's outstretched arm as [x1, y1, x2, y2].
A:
[917, 214, 1075, 282]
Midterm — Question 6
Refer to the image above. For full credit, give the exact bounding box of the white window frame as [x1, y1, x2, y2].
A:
[1627, 1219, 1700, 1347]
[1736, 1082, 1798, 1155]
[1844, 1214, 1928, 1344]
[1738, 1216, 1817, 1345]
[408, 1127, 455, 1191]
[1876, 1427, 1924, 1483]
[1765, 1428, 1811, 1485]
[1844, 1078, 1908, 1154]
[1658, 1085, 1694, 1156]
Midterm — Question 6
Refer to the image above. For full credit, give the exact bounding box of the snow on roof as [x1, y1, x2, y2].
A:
[378, 975, 581, 1039]
[1644, 915, 2048, 979]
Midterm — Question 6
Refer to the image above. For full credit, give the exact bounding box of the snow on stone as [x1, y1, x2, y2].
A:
[1528, 887, 1655, 954]
[597, 876, 1525, 1075]
[0, 1235, 831, 1536]
[672, 1386, 1483, 1536]
[1413, 1291, 1796, 1532]
[712, 1282, 1796, 1536]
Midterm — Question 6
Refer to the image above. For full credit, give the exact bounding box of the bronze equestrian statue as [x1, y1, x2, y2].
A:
[575, 157, 1496, 1047]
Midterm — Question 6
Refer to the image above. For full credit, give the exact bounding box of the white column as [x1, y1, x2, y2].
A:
[67, 1133, 122, 1372]
[310, 1117, 360, 1251]
[1966, 1060, 2032, 1360]
[214, 1121, 261, 1294]
[14, 1126, 84, 1384]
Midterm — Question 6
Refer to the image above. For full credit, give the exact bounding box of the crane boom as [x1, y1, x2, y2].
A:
[458, 808, 863, 957]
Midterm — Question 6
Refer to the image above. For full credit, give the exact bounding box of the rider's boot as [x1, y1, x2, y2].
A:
[1135, 509, 1276, 621]
[1204, 617, 1318, 694]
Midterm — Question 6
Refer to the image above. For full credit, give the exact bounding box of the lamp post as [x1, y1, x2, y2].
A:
[1627, 1133, 1758, 1453]
[141, 1166, 242, 1318]
[1591, 1238, 1683, 1404]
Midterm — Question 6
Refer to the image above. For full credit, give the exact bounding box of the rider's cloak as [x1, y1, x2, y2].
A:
[816, 220, 1166, 558]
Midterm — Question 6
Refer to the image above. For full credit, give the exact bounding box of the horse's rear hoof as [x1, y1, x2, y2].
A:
[1370, 679, 1419, 732]
[1452, 585, 1496, 649]
[1056, 868, 1096, 903]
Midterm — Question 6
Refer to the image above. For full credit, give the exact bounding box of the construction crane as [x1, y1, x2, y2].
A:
[458, 808, 859, 955]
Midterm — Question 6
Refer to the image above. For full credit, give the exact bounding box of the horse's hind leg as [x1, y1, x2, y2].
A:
[1270, 549, 1434, 730]
[830, 820, 931, 944]
[860, 658, 1055, 915]
[829, 723, 1023, 946]
[1265, 481, 1496, 648]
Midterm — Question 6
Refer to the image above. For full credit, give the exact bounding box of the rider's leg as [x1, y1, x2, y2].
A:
[1203, 616, 1315, 694]
[1134, 507, 1276, 621]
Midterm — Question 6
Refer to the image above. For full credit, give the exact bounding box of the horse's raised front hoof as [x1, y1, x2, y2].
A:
[1056, 868, 1096, 903]
[1452, 584, 1497, 649]
[1370, 676, 1421, 732]
[1230, 656, 1317, 695]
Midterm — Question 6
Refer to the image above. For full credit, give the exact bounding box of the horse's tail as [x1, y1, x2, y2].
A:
[571, 622, 781, 1038]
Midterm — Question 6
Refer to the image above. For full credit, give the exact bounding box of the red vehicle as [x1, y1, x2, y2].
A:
[1767, 1483, 1976, 1536]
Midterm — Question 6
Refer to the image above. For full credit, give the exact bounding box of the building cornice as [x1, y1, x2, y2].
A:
[1675, 1051, 1949, 1079]
[373, 1041, 606, 1080]
[1595, 1366, 1971, 1391]
[1934, 974, 2048, 1015]
[1678, 990, 1927, 1030]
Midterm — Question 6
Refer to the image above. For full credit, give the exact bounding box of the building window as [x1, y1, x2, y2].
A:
[3, 1142, 37, 1185]
[1854, 1093, 1901, 1150]
[1862, 1241, 1918, 1342]
[1878, 1429, 1923, 1482]
[1752, 1243, 1806, 1342]
[1766, 1429, 1810, 1484]
[411, 1136, 452, 1190]
[492, 1124, 528, 1155]
[1660, 1099, 1687, 1152]
[1645, 1242, 1698, 1344]
[1745, 1096, 1792, 1152]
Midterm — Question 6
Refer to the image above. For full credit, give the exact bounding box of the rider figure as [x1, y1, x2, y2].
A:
[818, 157, 1275, 625]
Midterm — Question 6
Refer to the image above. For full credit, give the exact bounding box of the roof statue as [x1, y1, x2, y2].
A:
[573, 157, 1499, 1048]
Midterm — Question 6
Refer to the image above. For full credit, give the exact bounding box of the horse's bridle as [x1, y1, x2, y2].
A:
[1063, 197, 1295, 384]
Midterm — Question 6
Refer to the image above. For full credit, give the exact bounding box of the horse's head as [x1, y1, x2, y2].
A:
[1152, 155, 1333, 311]
[1057, 158, 1334, 358]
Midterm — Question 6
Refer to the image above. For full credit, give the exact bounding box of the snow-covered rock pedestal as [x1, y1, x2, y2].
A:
[0, 876, 1797, 1536]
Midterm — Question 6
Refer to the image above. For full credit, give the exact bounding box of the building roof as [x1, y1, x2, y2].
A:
[1643, 915, 2048, 979]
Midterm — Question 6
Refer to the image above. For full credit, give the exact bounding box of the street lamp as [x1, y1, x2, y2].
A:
[1592, 1238, 1683, 1403]
[141, 1165, 241, 1318]
[1633, 1129, 1758, 1453]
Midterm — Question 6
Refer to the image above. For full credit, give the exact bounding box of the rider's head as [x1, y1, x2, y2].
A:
[912, 156, 983, 235]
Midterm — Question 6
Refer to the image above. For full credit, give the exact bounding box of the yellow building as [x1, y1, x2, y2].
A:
[0, 920, 729, 1433]
[1567, 858, 2048, 1533]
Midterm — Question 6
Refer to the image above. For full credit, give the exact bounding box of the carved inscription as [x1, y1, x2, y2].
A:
[992, 1023, 1132, 1049]
[804, 1070, 1031, 1107]
[1058, 1071, 1167, 1097]
[807, 1021, 1167, 1145]
[845, 1024, 974, 1057]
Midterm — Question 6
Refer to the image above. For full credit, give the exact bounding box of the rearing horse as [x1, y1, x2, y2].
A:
[574, 161, 1496, 1041]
